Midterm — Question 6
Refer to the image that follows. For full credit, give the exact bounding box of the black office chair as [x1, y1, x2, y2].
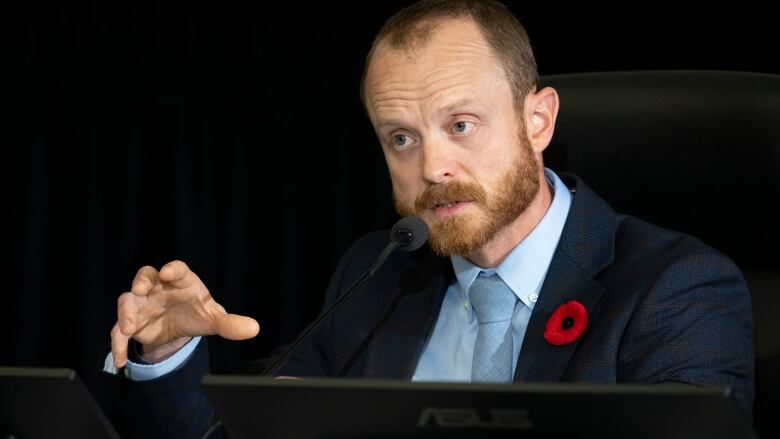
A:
[540, 70, 780, 438]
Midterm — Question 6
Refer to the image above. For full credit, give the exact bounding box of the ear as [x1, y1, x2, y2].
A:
[522, 87, 560, 154]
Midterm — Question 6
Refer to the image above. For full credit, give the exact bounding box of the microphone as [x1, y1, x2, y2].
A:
[262, 216, 429, 376]
[391, 215, 428, 252]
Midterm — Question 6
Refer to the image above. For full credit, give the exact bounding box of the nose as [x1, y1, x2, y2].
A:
[421, 137, 457, 184]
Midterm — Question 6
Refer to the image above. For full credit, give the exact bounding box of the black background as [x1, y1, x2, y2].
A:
[0, 1, 776, 399]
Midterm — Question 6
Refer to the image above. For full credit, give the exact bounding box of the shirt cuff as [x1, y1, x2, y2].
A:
[101, 336, 202, 381]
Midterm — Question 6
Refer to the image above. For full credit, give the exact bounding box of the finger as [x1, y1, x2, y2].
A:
[159, 260, 197, 288]
[110, 321, 131, 368]
[117, 292, 138, 335]
[215, 313, 260, 341]
[131, 266, 159, 295]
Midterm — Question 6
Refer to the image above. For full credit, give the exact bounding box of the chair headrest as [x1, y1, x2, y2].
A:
[541, 71, 780, 269]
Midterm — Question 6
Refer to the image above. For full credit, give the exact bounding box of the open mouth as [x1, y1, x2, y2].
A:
[430, 200, 472, 217]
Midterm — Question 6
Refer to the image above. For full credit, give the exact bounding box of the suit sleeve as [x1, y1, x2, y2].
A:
[95, 232, 385, 437]
[618, 248, 755, 420]
[97, 337, 224, 438]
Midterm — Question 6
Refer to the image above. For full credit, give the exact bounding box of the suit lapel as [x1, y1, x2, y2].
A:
[515, 173, 616, 382]
[514, 251, 607, 381]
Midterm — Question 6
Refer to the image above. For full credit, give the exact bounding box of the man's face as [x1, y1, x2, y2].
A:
[364, 18, 541, 256]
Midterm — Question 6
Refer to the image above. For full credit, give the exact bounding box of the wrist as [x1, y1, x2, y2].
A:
[140, 337, 193, 363]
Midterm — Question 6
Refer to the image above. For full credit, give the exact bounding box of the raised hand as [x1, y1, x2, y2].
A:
[110, 260, 259, 368]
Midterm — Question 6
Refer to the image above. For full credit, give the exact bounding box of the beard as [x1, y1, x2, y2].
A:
[393, 133, 540, 257]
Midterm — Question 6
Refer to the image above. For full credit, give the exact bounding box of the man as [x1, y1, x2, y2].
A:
[103, 1, 755, 437]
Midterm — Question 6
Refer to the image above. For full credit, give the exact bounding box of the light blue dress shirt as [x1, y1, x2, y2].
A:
[102, 335, 202, 380]
[105, 168, 571, 381]
[412, 168, 572, 381]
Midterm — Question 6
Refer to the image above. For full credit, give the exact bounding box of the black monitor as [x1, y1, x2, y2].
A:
[0, 367, 119, 439]
[202, 375, 754, 439]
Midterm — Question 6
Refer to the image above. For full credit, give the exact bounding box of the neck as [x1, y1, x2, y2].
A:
[464, 171, 554, 268]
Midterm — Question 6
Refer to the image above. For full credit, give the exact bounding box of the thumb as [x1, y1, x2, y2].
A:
[215, 313, 261, 340]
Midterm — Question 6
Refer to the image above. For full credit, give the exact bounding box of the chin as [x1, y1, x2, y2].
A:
[427, 213, 490, 257]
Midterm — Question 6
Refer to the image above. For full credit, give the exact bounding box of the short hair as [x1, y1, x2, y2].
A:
[360, 0, 539, 113]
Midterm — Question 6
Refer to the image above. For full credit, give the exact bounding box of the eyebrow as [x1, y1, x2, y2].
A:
[374, 97, 481, 129]
[441, 97, 478, 114]
[376, 119, 405, 129]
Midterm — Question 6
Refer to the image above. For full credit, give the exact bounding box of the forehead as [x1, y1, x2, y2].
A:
[364, 18, 510, 121]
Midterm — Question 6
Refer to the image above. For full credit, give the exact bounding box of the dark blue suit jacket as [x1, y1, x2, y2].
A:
[101, 173, 755, 438]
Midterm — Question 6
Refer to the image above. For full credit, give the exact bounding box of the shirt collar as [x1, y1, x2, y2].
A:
[450, 167, 572, 311]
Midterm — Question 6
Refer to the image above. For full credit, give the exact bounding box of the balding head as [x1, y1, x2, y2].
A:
[360, 0, 539, 114]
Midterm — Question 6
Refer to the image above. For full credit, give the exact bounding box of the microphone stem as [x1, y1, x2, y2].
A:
[367, 239, 399, 276]
[262, 240, 400, 376]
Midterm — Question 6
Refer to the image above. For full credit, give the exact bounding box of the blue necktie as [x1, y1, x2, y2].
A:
[470, 272, 518, 382]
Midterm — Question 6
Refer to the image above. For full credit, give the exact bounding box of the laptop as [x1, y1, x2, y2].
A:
[0, 367, 119, 438]
[202, 375, 755, 438]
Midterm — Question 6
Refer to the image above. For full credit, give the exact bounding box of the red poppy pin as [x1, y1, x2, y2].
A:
[544, 300, 588, 346]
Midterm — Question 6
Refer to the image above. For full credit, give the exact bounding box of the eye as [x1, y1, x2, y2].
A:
[452, 120, 476, 135]
[390, 133, 415, 150]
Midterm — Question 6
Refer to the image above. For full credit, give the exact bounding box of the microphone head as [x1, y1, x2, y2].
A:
[391, 216, 429, 252]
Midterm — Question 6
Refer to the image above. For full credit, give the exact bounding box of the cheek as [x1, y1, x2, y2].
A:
[463, 128, 507, 168]
[476, 152, 519, 192]
[390, 176, 417, 205]
[388, 163, 419, 194]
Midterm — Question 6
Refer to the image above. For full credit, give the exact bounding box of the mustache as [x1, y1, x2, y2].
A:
[414, 181, 486, 212]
